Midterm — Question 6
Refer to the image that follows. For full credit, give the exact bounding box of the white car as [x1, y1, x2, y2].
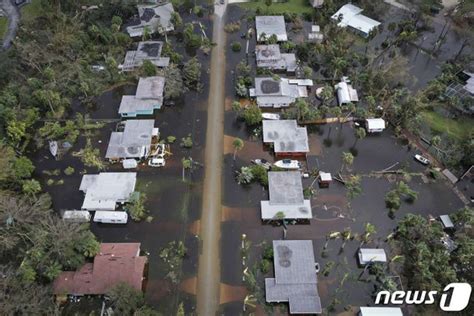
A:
[414, 154, 430, 165]
[148, 157, 165, 167]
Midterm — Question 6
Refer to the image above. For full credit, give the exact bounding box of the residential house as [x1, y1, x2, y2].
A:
[262, 120, 309, 157]
[255, 44, 297, 73]
[126, 2, 175, 37]
[53, 243, 146, 296]
[334, 76, 359, 106]
[249, 77, 309, 108]
[331, 4, 381, 38]
[105, 120, 158, 160]
[120, 41, 170, 72]
[79, 172, 137, 211]
[261, 171, 312, 220]
[256, 16, 288, 42]
[265, 240, 322, 314]
[119, 76, 165, 117]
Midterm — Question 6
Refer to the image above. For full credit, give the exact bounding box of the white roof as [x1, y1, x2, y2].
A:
[253, 77, 307, 108]
[80, 173, 137, 210]
[62, 210, 91, 221]
[262, 120, 309, 153]
[366, 118, 385, 130]
[319, 171, 332, 182]
[335, 77, 359, 105]
[331, 4, 381, 36]
[94, 211, 128, 221]
[261, 172, 312, 220]
[359, 307, 403, 316]
[256, 16, 288, 42]
[358, 248, 387, 264]
[288, 79, 314, 86]
[105, 120, 155, 159]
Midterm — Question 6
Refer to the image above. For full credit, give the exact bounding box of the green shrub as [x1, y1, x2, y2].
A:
[64, 166, 75, 176]
[231, 41, 242, 52]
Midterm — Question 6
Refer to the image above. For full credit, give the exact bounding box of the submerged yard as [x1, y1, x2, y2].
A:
[238, 0, 314, 14]
[421, 110, 474, 141]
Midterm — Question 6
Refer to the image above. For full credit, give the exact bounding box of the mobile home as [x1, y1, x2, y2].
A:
[93, 211, 128, 224]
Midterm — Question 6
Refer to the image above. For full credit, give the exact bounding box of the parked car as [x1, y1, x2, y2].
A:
[251, 158, 271, 170]
[148, 157, 165, 167]
[414, 154, 430, 165]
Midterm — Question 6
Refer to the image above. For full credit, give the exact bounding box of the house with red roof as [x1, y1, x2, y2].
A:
[53, 243, 147, 296]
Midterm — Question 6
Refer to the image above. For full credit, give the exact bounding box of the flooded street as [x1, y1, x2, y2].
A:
[196, 3, 227, 315]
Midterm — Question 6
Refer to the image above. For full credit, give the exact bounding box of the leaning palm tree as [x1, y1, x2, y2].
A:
[340, 152, 354, 173]
[353, 127, 367, 149]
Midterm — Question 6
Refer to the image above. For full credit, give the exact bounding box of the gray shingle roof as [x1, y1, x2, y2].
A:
[262, 120, 309, 153]
[265, 240, 322, 314]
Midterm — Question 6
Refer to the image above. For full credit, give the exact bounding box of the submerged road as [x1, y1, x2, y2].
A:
[196, 2, 226, 315]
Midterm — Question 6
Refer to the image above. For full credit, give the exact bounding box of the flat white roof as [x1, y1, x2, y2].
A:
[261, 172, 312, 220]
[80, 173, 137, 210]
[319, 171, 332, 182]
[366, 118, 385, 130]
[262, 120, 309, 153]
[105, 120, 155, 159]
[256, 16, 288, 42]
[358, 248, 387, 264]
[331, 4, 380, 36]
[359, 307, 403, 316]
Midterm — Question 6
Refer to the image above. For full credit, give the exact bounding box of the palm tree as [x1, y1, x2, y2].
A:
[361, 222, 377, 246]
[232, 138, 244, 161]
[340, 152, 354, 173]
[330, 56, 348, 80]
[353, 127, 367, 149]
[181, 157, 192, 181]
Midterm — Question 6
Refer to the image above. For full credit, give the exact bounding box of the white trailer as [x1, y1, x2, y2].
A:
[62, 210, 91, 223]
[93, 211, 128, 224]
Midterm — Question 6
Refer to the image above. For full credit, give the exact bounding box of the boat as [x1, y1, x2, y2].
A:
[49, 141, 58, 158]
[251, 158, 272, 170]
[414, 154, 430, 165]
[274, 159, 301, 170]
[261, 113, 281, 120]
[150, 143, 166, 158]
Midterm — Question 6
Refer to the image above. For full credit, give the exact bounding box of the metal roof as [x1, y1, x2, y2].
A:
[366, 118, 385, 131]
[439, 215, 454, 228]
[262, 120, 309, 153]
[331, 4, 380, 36]
[256, 16, 288, 42]
[80, 173, 137, 210]
[265, 240, 322, 314]
[121, 42, 170, 71]
[253, 77, 307, 108]
[335, 77, 359, 105]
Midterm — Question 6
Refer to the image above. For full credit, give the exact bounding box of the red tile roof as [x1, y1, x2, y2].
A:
[53, 243, 146, 295]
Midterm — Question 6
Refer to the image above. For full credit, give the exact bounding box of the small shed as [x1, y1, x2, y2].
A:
[439, 215, 454, 229]
[319, 171, 332, 188]
[62, 210, 91, 223]
[335, 77, 359, 105]
[358, 248, 387, 265]
[365, 118, 386, 133]
[122, 159, 138, 169]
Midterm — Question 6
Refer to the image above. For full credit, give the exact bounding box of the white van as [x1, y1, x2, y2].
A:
[62, 210, 91, 223]
[93, 211, 128, 224]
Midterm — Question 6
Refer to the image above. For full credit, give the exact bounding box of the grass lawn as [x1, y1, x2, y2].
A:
[0, 17, 6, 40]
[421, 111, 474, 140]
[238, 0, 313, 14]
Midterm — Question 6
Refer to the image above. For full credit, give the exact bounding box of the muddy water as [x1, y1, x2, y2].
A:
[217, 5, 466, 315]
[29, 9, 216, 314]
[196, 3, 227, 315]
